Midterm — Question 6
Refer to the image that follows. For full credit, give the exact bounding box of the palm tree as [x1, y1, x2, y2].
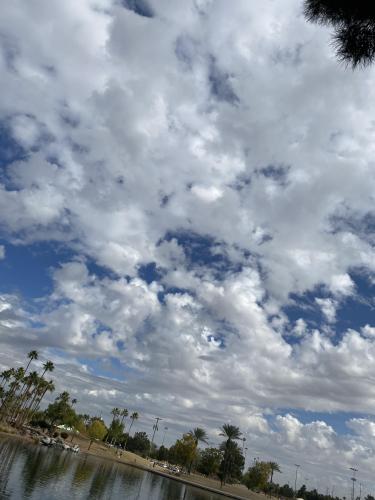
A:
[219, 424, 242, 485]
[106, 407, 120, 443]
[21, 362, 54, 426]
[15, 372, 41, 426]
[188, 427, 208, 472]
[0, 368, 24, 421]
[120, 408, 128, 428]
[111, 407, 120, 422]
[123, 412, 139, 450]
[25, 351, 39, 374]
[128, 412, 139, 432]
[15, 351, 39, 417]
[189, 427, 208, 446]
[29, 380, 55, 419]
[268, 462, 281, 484]
[41, 361, 55, 377]
[0, 369, 14, 390]
[220, 424, 242, 442]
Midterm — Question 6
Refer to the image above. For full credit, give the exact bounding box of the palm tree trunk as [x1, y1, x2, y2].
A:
[14, 388, 34, 426]
[123, 419, 135, 450]
[28, 386, 48, 423]
[19, 387, 40, 426]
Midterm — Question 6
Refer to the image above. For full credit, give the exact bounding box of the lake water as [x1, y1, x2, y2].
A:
[0, 437, 229, 500]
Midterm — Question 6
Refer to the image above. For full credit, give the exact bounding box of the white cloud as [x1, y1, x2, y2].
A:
[330, 273, 355, 296]
[315, 298, 337, 324]
[191, 185, 223, 203]
[0, 245, 4, 259]
[0, 0, 375, 493]
[362, 325, 375, 338]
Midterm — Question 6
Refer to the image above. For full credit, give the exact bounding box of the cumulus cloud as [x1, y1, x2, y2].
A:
[0, 0, 375, 493]
[315, 297, 338, 324]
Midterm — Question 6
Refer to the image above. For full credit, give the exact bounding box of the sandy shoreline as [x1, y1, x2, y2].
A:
[0, 430, 263, 500]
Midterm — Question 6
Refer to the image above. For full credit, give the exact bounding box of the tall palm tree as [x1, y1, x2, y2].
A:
[111, 407, 120, 422]
[41, 361, 55, 377]
[123, 412, 139, 449]
[15, 372, 41, 426]
[120, 408, 128, 428]
[25, 351, 39, 375]
[106, 407, 120, 443]
[189, 427, 208, 446]
[220, 424, 242, 442]
[30, 380, 55, 419]
[219, 424, 242, 485]
[268, 461, 281, 483]
[188, 427, 208, 472]
[21, 362, 54, 425]
[16, 351, 39, 415]
[0, 369, 14, 390]
[0, 368, 24, 421]
[128, 412, 139, 434]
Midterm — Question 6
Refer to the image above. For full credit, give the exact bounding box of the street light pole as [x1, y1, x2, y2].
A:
[149, 417, 162, 457]
[350, 468, 358, 500]
[294, 464, 300, 497]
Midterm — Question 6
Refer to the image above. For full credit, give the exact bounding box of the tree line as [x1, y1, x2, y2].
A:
[0, 350, 55, 427]
[0, 352, 355, 499]
[0, 351, 142, 451]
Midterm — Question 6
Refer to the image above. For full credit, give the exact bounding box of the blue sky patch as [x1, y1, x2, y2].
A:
[122, 0, 153, 18]
[0, 121, 27, 172]
[0, 241, 75, 299]
[283, 270, 374, 340]
[162, 230, 243, 280]
[138, 262, 164, 284]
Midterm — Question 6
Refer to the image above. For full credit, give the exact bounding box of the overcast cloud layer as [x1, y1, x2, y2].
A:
[0, 0, 375, 494]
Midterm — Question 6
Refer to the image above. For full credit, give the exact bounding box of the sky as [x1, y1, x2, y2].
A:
[0, 0, 374, 495]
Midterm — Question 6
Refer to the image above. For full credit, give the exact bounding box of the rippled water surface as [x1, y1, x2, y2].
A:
[0, 437, 227, 500]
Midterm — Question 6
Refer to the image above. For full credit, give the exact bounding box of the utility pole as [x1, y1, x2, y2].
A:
[149, 417, 162, 457]
[294, 464, 300, 497]
[350, 468, 358, 500]
[359, 482, 362, 500]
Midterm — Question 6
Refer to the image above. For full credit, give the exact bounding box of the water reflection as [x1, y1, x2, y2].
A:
[71, 454, 94, 489]
[0, 437, 228, 500]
